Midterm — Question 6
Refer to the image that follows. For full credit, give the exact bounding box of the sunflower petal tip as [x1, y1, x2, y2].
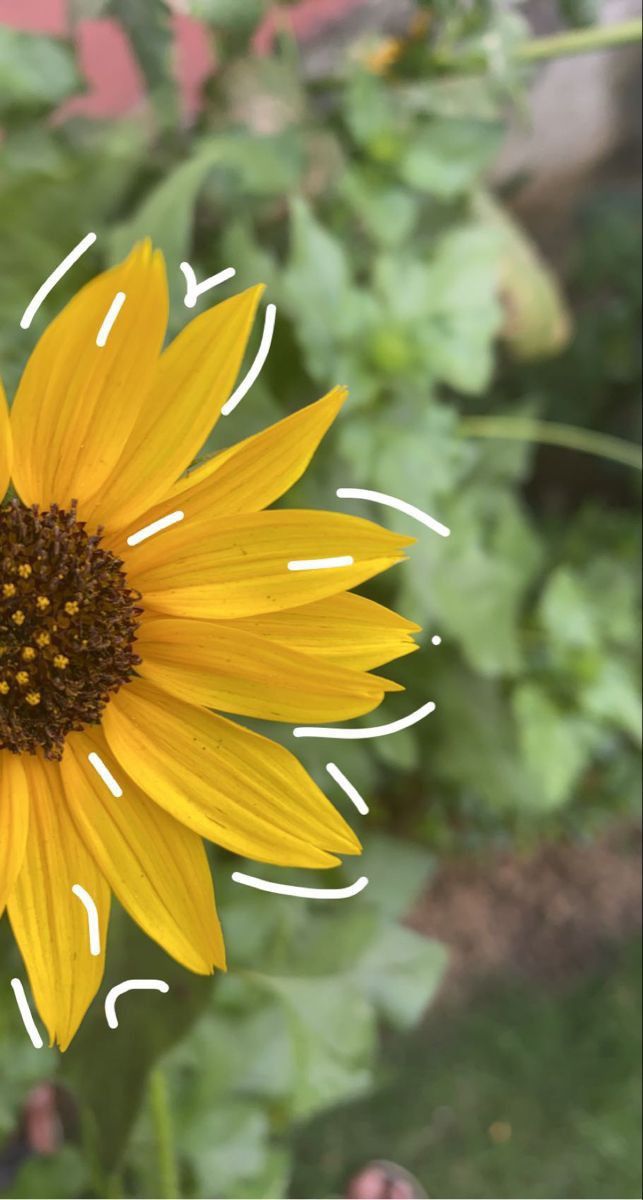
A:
[381, 677, 405, 693]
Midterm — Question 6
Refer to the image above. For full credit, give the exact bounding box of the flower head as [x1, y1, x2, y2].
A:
[0, 243, 418, 1049]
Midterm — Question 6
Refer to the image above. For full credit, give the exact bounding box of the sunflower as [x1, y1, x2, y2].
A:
[0, 242, 418, 1050]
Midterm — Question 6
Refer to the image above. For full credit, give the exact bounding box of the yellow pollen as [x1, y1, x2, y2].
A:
[2, 582, 16, 598]
[36, 595, 50, 611]
[18, 564, 32, 579]
[26, 691, 41, 706]
[35, 631, 51, 648]
[22, 646, 37, 662]
[11, 610, 25, 626]
[0, 681, 9, 695]
[15, 671, 30, 686]
[65, 601, 80, 616]
[53, 654, 69, 670]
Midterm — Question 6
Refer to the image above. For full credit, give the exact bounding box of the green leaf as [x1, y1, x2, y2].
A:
[539, 567, 599, 650]
[0, 29, 80, 113]
[251, 974, 376, 1118]
[283, 197, 351, 337]
[282, 197, 379, 383]
[351, 925, 447, 1030]
[344, 71, 403, 155]
[188, 0, 264, 27]
[342, 170, 418, 247]
[399, 119, 502, 198]
[420, 490, 542, 677]
[180, 1102, 270, 1198]
[108, 145, 222, 273]
[581, 659, 642, 745]
[513, 683, 594, 810]
[351, 835, 436, 921]
[429, 658, 540, 813]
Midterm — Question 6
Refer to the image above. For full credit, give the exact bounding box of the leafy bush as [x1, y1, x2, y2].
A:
[0, 2, 640, 1195]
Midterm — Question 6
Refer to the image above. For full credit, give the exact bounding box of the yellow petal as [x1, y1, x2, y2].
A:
[114, 387, 347, 548]
[225, 591, 421, 671]
[10, 242, 168, 515]
[8, 756, 110, 1051]
[137, 614, 401, 723]
[126, 509, 412, 619]
[0, 379, 11, 501]
[85, 286, 264, 534]
[61, 728, 225, 975]
[0, 752, 29, 917]
[102, 678, 361, 868]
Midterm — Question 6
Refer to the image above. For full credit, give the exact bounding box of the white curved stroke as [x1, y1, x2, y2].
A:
[294, 698, 436, 740]
[127, 509, 185, 547]
[20, 232, 97, 330]
[288, 555, 354, 572]
[105, 979, 170, 1030]
[325, 762, 369, 815]
[336, 487, 451, 539]
[72, 884, 101, 956]
[88, 752, 123, 798]
[232, 871, 369, 900]
[180, 262, 236, 308]
[11, 979, 44, 1049]
[221, 303, 276, 416]
[96, 290, 126, 346]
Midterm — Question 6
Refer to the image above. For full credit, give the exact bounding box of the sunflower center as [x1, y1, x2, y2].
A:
[0, 500, 141, 759]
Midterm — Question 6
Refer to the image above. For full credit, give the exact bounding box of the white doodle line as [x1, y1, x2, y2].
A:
[232, 872, 369, 899]
[221, 303, 277, 416]
[10, 979, 44, 1049]
[180, 262, 236, 308]
[71, 884, 101, 956]
[325, 762, 369, 815]
[294, 698, 436, 740]
[88, 752, 123, 798]
[19, 231, 97, 330]
[127, 510, 185, 547]
[288, 555, 354, 571]
[336, 487, 451, 539]
[96, 290, 126, 346]
[105, 980, 170, 1029]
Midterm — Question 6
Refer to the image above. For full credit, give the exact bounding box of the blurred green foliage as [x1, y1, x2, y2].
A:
[0, 1, 641, 1195]
[292, 940, 643, 1199]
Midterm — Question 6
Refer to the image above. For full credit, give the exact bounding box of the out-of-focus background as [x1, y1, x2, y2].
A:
[0, 2, 641, 1197]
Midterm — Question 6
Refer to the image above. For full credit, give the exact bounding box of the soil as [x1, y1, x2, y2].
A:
[408, 824, 642, 1004]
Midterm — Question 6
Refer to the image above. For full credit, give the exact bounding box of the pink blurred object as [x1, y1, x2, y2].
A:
[253, 0, 369, 55]
[22, 1084, 62, 1156]
[346, 1160, 428, 1199]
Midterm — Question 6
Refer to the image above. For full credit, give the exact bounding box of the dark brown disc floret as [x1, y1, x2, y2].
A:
[0, 500, 141, 759]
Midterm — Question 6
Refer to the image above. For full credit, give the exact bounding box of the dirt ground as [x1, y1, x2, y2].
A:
[409, 824, 642, 1003]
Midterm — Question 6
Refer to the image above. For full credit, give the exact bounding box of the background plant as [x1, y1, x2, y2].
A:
[0, 1, 640, 1196]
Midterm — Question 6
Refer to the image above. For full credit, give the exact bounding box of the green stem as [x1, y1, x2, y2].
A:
[433, 17, 642, 71]
[517, 18, 642, 62]
[460, 416, 643, 470]
[149, 1069, 180, 1200]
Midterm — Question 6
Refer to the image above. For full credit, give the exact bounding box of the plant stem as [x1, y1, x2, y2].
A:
[460, 417, 643, 470]
[433, 17, 642, 71]
[517, 18, 642, 62]
[149, 1068, 180, 1200]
